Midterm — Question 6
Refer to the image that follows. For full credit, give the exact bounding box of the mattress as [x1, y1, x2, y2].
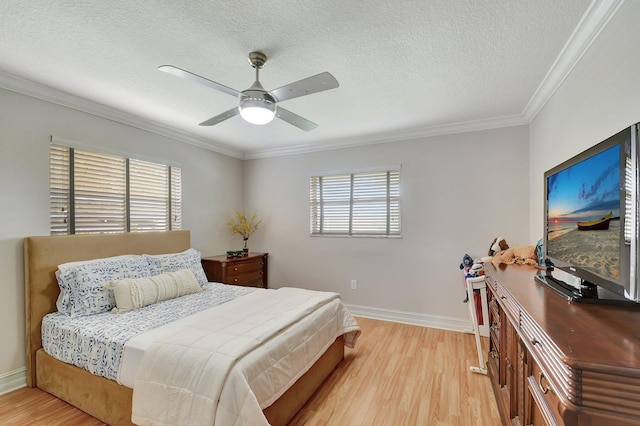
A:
[41, 282, 255, 383]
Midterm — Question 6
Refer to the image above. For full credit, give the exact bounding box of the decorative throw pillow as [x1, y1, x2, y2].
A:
[143, 248, 208, 286]
[56, 255, 151, 317]
[107, 268, 203, 313]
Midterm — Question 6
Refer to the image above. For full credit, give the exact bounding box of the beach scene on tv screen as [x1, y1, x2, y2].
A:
[547, 144, 621, 280]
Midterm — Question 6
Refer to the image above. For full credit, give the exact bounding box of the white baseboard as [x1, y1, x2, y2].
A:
[0, 367, 26, 396]
[345, 303, 473, 333]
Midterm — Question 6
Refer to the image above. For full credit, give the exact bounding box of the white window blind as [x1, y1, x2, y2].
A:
[74, 149, 127, 233]
[310, 169, 401, 237]
[171, 166, 183, 230]
[49, 144, 70, 235]
[49, 143, 182, 235]
[130, 159, 168, 232]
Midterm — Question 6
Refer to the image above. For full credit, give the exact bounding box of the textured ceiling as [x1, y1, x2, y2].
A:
[0, 0, 609, 158]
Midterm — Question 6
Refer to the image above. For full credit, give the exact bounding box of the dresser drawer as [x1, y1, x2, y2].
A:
[528, 360, 562, 426]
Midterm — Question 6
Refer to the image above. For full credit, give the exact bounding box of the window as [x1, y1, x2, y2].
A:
[49, 143, 182, 235]
[310, 167, 401, 237]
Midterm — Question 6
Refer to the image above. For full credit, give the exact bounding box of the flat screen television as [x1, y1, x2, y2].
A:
[536, 123, 640, 304]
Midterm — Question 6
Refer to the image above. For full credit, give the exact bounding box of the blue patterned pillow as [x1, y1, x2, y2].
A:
[56, 255, 151, 317]
[143, 248, 208, 286]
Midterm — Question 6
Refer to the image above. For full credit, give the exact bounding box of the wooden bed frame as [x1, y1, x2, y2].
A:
[24, 231, 344, 426]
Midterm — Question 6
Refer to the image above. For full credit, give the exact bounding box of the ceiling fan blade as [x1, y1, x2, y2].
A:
[276, 107, 318, 131]
[158, 65, 240, 98]
[199, 107, 239, 126]
[270, 72, 339, 102]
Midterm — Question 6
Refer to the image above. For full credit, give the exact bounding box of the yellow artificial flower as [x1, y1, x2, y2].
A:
[227, 210, 261, 240]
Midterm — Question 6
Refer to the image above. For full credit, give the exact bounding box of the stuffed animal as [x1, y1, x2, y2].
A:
[459, 253, 474, 270]
[465, 262, 485, 278]
[491, 245, 538, 266]
[488, 237, 509, 256]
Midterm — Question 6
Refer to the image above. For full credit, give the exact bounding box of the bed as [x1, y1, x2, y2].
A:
[24, 230, 359, 425]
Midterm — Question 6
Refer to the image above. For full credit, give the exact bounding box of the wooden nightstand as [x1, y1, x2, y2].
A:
[201, 252, 268, 288]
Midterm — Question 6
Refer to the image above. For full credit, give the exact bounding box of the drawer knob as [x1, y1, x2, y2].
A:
[234, 267, 238, 271]
[538, 372, 555, 395]
[234, 278, 238, 283]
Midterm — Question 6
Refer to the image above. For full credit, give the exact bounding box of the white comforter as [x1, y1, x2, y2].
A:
[131, 287, 360, 426]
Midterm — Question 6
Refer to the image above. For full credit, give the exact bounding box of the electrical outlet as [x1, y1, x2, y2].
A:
[350, 280, 357, 290]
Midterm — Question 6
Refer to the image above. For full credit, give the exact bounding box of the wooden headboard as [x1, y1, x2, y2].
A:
[23, 230, 191, 387]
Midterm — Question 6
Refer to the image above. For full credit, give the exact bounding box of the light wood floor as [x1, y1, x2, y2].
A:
[0, 317, 501, 425]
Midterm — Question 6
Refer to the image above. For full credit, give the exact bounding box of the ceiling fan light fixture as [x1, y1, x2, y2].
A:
[160, 50, 338, 130]
[239, 90, 276, 125]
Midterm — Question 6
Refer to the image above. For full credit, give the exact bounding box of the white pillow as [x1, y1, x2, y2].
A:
[106, 268, 203, 313]
[143, 248, 208, 286]
[55, 254, 151, 317]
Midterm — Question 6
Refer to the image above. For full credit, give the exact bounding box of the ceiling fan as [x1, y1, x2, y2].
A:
[159, 51, 339, 131]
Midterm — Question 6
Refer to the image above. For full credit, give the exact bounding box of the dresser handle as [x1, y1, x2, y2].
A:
[234, 267, 238, 271]
[505, 357, 514, 372]
[531, 338, 540, 346]
[500, 295, 507, 300]
[538, 372, 554, 395]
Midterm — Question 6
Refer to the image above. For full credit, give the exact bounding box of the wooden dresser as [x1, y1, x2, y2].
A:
[484, 262, 640, 426]
[201, 252, 268, 288]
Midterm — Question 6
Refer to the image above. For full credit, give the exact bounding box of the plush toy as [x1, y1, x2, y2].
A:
[488, 237, 509, 256]
[470, 263, 484, 276]
[491, 245, 538, 266]
[459, 254, 474, 270]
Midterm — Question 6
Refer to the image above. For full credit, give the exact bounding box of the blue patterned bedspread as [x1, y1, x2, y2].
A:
[42, 283, 255, 381]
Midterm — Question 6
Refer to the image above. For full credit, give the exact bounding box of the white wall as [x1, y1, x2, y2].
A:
[244, 125, 531, 325]
[529, 0, 640, 241]
[0, 88, 243, 387]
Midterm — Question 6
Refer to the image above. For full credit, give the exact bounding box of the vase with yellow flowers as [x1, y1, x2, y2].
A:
[227, 210, 261, 254]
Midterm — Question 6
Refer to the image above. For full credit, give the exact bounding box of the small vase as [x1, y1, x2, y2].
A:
[243, 238, 249, 254]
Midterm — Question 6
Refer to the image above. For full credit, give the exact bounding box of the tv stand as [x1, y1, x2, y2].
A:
[485, 263, 640, 425]
[534, 269, 638, 306]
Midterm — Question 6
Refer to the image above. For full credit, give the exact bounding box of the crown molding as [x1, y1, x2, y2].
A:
[244, 114, 528, 159]
[522, 0, 626, 122]
[0, 70, 244, 159]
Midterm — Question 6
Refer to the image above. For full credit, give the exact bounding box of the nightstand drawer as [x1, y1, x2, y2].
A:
[201, 253, 268, 288]
[227, 259, 264, 276]
[228, 270, 265, 287]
